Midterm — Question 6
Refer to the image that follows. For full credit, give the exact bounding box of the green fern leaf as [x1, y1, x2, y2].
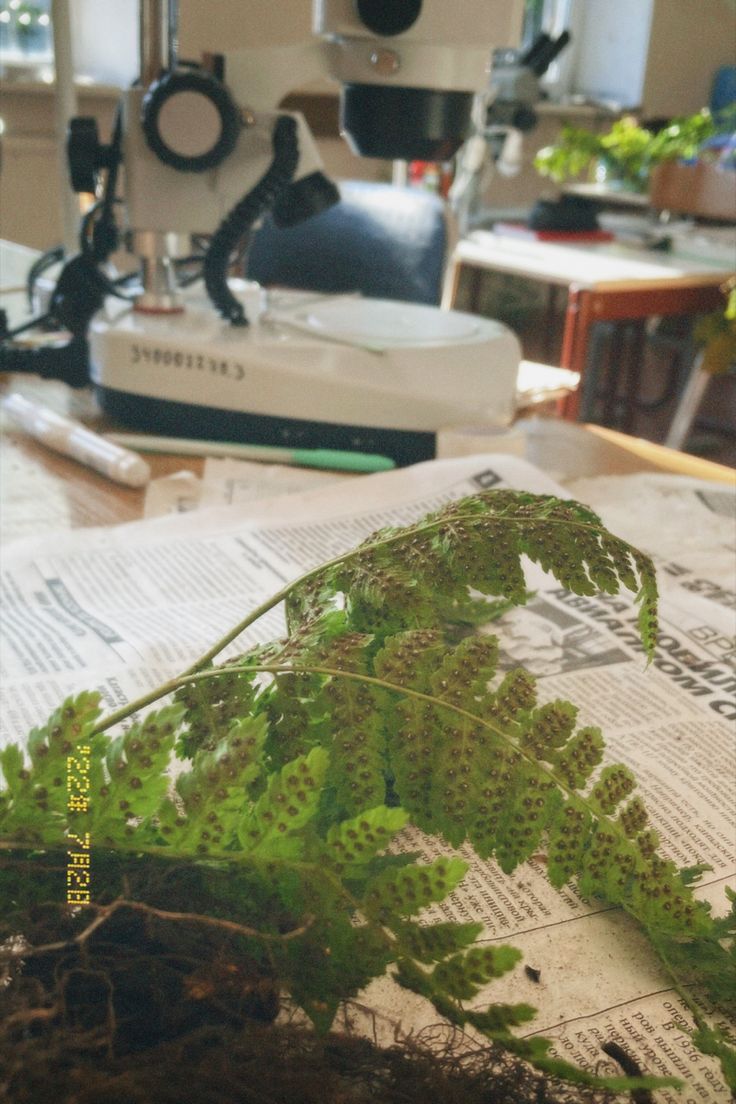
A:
[175, 656, 261, 759]
[239, 746, 328, 855]
[263, 671, 322, 767]
[324, 805, 408, 873]
[364, 855, 468, 920]
[0, 692, 101, 842]
[396, 919, 484, 963]
[432, 943, 522, 1000]
[520, 700, 578, 759]
[173, 713, 268, 853]
[386, 698, 439, 829]
[0, 744, 24, 800]
[430, 713, 501, 849]
[494, 763, 561, 874]
[90, 703, 183, 845]
[427, 639, 501, 848]
[628, 854, 711, 935]
[486, 668, 537, 733]
[313, 634, 386, 817]
[589, 764, 637, 815]
[374, 631, 451, 827]
[691, 1026, 736, 1092]
[551, 725, 604, 789]
[547, 796, 593, 887]
[286, 491, 658, 659]
[373, 628, 450, 687]
[465, 1002, 538, 1032]
[429, 635, 499, 708]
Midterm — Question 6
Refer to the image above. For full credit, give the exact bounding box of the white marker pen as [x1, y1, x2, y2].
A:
[2, 393, 151, 488]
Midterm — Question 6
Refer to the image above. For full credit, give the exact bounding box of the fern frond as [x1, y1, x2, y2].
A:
[232, 642, 713, 946]
[91, 703, 183, 844]
[324, 805, 409, 874]
[285, 492, 659, 657]
[432, 943, 522, 1000]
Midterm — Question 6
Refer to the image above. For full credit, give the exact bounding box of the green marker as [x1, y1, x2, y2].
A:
[105, 433, 396, 473]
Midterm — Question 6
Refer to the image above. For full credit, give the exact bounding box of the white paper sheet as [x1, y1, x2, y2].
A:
[142, 457, 350, 518]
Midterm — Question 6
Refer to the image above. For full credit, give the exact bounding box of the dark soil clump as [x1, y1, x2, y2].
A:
[0, 901, 619, 1104]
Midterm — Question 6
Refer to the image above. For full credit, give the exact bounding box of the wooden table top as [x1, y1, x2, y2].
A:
[1, 373, 733, 546]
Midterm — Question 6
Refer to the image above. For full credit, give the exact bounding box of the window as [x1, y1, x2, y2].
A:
[0, 1, 53, 73]
[0, 0, 138, 87]
[524, 0, 655, 109]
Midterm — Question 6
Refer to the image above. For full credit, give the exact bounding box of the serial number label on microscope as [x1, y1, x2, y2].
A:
[129, 343, 246, 381]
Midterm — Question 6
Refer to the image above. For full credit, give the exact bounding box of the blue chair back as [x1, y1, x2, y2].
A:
[246, 180, 448, 305]
[711, 65, 736, 117]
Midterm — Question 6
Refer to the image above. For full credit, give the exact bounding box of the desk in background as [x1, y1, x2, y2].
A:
[443, 230, 734, 425]
[561, 183, 651, 211]
[1, 374, 733, 545]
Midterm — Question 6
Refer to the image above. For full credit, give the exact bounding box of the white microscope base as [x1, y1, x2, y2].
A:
[90, 288, 522, 465]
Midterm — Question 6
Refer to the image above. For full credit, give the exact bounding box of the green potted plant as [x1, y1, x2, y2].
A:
[534, 110, 719, 192]
[1, 492, 734, 1102]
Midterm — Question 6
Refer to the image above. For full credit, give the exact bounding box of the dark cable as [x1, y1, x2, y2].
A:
[88, 106, 124, 262]
[3, 312, 54, 341]
[203, 114, 299, 325]
[0, 106, 125, 386]
[0, 336, 90, 388]
[26, 245, 65, 309]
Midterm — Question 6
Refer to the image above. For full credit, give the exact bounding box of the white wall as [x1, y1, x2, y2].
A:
[558, 0, 734, 115]
[70, 0, 138, 86]
[642, 0, 736, 116]
[570, 0, 654, 108]
[178, 0, 313, 54]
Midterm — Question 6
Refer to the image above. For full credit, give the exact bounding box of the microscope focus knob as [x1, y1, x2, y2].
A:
[141, 68, 241, 173]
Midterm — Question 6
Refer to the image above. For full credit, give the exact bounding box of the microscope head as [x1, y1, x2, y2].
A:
[314, 0, 525, 160]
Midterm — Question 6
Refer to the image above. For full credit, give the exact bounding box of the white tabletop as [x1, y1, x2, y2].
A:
[453, 229, 736, 291]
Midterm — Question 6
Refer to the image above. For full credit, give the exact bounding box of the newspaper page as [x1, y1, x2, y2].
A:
[1, 456, 734, 1101]
[142, 456, 349, 519]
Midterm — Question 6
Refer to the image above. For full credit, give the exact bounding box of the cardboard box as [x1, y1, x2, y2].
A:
[649, 160, 736, 221]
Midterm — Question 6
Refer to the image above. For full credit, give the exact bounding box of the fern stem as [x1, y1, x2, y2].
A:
[92, 674, 195, 734]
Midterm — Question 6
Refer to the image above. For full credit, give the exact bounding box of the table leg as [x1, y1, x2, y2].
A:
[441, 258, 462, 310]
[560, 286, 594, 421]
[664, 350, 710, 450]
[544, 284, 559, 362]
[441, 258, 475, 312]
[620, 321, 647, 432]
[599, 323, 626, 427]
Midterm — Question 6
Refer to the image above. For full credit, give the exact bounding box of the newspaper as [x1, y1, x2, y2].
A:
[142, 456, 349, 519]
[1, 456, 734, 1101]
